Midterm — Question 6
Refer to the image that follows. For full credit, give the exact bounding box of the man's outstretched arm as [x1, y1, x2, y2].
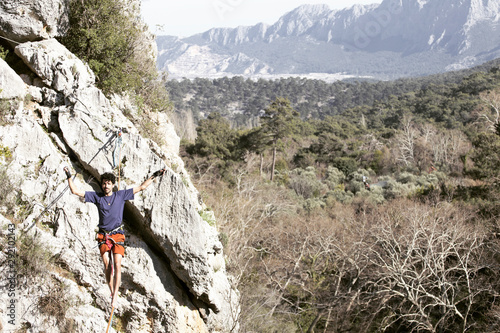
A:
[64, 167, 85, 198]
[133, 169, 166, 194]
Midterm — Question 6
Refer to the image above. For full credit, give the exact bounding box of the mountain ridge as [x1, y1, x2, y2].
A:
[156, 0, 500, 81]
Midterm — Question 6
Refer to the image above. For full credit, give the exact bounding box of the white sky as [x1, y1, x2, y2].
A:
[141, 0, 383, 37]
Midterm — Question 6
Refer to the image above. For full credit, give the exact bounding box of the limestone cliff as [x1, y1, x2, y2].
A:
[0, 1, 239, 332]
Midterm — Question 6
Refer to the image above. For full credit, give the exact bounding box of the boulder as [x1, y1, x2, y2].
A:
[0, 57, 26, 99]
[0, 0, 69, 44]
[15, 39, 95, 95]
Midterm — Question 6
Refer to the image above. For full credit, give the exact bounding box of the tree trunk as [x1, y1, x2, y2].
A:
[307, 309, 325, 333]
[270, 144, 276, 181]
[260, 152, 264, 177]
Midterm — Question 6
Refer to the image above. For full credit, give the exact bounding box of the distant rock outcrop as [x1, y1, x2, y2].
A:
[0, 1, 239, 332]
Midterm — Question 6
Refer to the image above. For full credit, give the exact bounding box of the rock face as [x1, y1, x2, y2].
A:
[0, 58, 26, 99]
[0, 2, 239, 333]
[16, 39, 96, 95]
[0, 0, 69, 43]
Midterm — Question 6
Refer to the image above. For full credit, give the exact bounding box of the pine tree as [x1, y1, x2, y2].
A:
[260, 98, 299, 181]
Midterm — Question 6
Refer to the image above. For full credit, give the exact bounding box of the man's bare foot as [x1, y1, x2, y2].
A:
[111, 294, 118, 308]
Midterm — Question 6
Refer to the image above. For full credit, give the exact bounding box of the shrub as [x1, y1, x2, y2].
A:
[0, 165, 20, 215]
[199, 209, 216, 227]
[274, 157, 289, 173]
[324, 166, 345, 190]
[303, 198, 326, 214]
[325, 188, 354, 204]
[288, 167, 325, 199]
[38, 278, 76, 330]
[331, 157, 358, 176]
[0, 45, 8, 60]
[358, 184, 385, 204]
[0, 98, 18, 125]
[136, 115, 165, 146]
[381, 178, 403, 199]
[397, 171, 417, 184]
[61, 0, 150, 94]
[60, 0, 171, 117]
[16, 234, 55, 280]
[346, 169, 371, 194]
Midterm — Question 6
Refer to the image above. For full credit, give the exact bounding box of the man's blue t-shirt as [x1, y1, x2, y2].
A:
[84, 188, 134, 231]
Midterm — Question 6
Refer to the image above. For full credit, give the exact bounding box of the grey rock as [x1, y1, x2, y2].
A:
[0, 0, 69, 44]
[27, 85, 43, 103]
[0, 57, 26, 99]
[15, 39, 95, 95]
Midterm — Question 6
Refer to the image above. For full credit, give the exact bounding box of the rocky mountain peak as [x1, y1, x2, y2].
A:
[284, 4, 332, 20]
[467, 0, 500, 25]
[269, 4, 331, 37]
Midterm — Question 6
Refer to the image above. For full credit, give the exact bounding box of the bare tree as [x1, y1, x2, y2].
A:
[365, 202, 494, 333]
[476, 89, 500, 132]
[396, 116, 417, 167]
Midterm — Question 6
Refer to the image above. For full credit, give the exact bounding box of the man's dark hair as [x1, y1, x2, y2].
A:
[100, 172, 116, 184]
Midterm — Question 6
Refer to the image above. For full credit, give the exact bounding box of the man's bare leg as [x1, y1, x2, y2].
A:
[101, 251, 114, 300]
[111, 253, 122, 308]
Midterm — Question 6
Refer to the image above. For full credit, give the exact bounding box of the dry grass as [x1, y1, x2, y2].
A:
[37, 278, 76, 331]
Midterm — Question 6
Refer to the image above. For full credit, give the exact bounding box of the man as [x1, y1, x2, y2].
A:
[64, 166, 165, 308]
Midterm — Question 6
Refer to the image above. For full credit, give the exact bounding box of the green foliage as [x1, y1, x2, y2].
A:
[239, 127, 268, 155]
[369, 149, 385, 173]
[260, 97, 300, 143]
[199, 209, 216, 227]
[288, 167, 325, 199]
[325, 187, 354, 204]
[16, 234, 55, 280]
[0, 99, 17, 125]
[133, 76, 173, 114]
[0, 165, 21, 216]
[324, 166, 346, 189]
[179, 61, 500, 202]
[331, 157, 358, 176]
[136, 116, 165, 146]
[0, 144, 12, 160]
[60, 0, 158, 96]
[467, 132, 500, 184]
[303, 198, 326, 214]
[397, 171, 418, 184]
[456, 70, 500, 95]
[260, 97, 300, 181]
[167, 63, 500, 131]
[188, 112, 241, 162]
[0, 45, 8, 60]
[180, 64, 500, 188]
[274, 158, 289, 173]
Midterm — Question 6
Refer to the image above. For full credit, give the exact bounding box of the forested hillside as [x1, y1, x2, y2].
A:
[176, 60, 500, 332]
[167, 58, 500, 132]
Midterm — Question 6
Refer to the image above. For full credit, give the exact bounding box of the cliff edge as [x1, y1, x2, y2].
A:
[0, 1, 239, 332]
